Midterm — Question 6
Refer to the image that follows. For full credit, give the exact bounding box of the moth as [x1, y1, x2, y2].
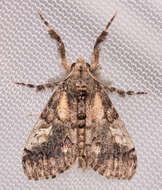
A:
[15, 12, 147, 180]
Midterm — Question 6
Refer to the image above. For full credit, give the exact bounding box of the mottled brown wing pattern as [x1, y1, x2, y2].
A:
[16, 13, 147, 181]
[85, 87, 137, 179]
[22, 85, 78, 180]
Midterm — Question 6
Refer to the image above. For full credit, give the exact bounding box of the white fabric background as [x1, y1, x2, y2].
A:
[0, 0, 161, 189]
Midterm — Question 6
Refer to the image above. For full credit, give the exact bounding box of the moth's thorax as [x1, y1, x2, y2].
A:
[66, 57, 93, 95]
[67, 73, 94, 97]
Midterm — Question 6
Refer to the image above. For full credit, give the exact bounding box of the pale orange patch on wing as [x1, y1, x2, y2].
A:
[57, 91, 70, 121]
[91, 92, 104, 121]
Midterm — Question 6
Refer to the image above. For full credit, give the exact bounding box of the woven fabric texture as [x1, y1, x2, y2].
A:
[0, 0, 161, 190]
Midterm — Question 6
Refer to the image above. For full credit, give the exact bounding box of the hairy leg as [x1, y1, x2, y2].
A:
[38, 12, 71, 71]
[105, 85, 147, 97]
[91, 13, 117, 71]
[14, 81, 58, 92]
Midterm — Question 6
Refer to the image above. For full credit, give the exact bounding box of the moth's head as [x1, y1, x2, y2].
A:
[71, 57, 90, 71]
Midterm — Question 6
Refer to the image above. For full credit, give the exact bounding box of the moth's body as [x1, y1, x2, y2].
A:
[63, 58, 103, 169]
[16, 13, 147, 180]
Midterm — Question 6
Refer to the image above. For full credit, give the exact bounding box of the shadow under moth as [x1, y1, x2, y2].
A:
[15, 12, 147, 180]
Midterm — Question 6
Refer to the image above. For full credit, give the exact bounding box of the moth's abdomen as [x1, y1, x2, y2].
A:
[76, 86, 87, 170]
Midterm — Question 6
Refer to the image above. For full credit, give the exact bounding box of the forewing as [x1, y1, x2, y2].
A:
[86, 87, 137, 179]
[22, 85, 77, 180]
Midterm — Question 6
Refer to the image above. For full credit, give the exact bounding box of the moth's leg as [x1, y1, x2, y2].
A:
[14, 82, 58, 92]
[38, 12, 71, 71]
[105, 86, 147, 97]
[90, 13, 117, 71]
[24, 112, 40, 117]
